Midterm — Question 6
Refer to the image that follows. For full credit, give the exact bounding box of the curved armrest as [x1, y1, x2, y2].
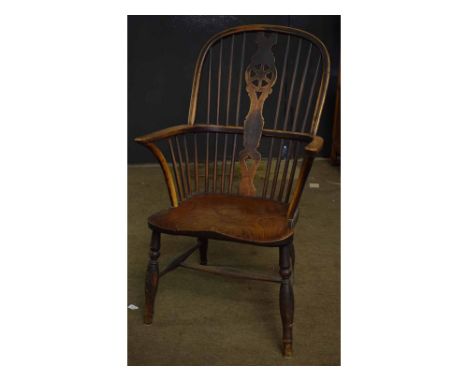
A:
[134, 124, 192, 144]
[135, 124, 313, 144]
[287, 135, 324, 218]
[134, 125, 195, 207]
[304, 135, 324, 156]
[134, 139, 180, 208]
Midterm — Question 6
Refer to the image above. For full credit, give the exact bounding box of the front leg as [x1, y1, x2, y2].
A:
[279, 243, 294, 357]
[144, 230, 161, 324]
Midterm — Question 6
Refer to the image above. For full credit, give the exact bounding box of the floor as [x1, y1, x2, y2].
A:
[127, 159, 340, 365]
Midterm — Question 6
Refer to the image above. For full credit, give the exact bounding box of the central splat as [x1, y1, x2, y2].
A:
[238, 32, 278, 196]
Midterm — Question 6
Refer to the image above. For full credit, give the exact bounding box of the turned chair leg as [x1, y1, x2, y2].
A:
[198, 237, 208, 265]
[289, 242, 295, 286]
[289, 242, 295, 269]
[279, 243, 294, 357]
[144, 230, 161, 325]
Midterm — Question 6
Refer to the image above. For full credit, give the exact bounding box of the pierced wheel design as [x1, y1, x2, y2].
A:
[246, 63, 277, 93]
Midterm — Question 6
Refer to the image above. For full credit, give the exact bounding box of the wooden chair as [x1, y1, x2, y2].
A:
[134, 24, 330, 357]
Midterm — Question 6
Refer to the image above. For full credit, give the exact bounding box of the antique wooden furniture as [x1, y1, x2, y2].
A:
[330, 71, 340, 165]
[135, 24, 330, 357]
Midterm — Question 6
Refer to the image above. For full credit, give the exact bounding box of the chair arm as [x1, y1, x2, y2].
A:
[287, 135, 324, 219]
[304, 135, 324, 156]
[135, 124, 313, 144]
[134, 124, 192, 144]
[135, 139, 180, 207]
[134, 125, 197, 207]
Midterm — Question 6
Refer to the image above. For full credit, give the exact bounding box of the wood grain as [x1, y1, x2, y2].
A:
[148, 194, 293, 245]
[187, 24, 330, 136]
[134, 124, 312, 144]
[239, 32, 278, 196]
[135, 25, 332, 357]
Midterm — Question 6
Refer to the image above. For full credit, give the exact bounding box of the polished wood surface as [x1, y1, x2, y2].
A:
[135, 24, 330, 356]
[239, 32, 278, 196]
[134, 124, 312, 144]
[144, 142, 179, 207]
[187, 24, 330, 136]
[148, 193, 293, 245]
[136, 124, 322, 213]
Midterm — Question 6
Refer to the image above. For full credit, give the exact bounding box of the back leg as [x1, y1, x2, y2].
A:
[198, 237, 208, 265]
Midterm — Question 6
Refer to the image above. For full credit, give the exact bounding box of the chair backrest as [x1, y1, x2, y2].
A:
[189, 24, 330, 136]
[158, 25, 330, 209]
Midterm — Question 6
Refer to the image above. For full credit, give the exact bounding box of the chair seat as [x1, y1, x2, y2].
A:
[148, 193, 293, 245]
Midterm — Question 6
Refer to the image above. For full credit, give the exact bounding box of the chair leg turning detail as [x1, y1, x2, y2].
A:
[279, 243, 294, 357]
[144, 231, 161, 325]
[289, 243, 295, 270]
[134, 24, 330, 357]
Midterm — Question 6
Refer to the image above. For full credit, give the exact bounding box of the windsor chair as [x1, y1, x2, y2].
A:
[134, 24, 330, 357]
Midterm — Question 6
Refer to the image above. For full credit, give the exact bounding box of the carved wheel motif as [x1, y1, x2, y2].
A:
[239, 32, 278, 196]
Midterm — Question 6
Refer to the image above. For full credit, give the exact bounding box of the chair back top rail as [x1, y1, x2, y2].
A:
[188, 24, 331, 137]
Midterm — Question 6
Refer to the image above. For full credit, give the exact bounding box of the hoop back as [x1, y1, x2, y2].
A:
[188, 24, 330, 136]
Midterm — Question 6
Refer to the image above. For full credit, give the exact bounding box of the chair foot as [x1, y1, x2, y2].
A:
[198, 237, 208, 265]
[143, 316, 153, 325]
[283, 342, 293, 357]
[144, 231, 161, 325]
[279, 244, 294, 357]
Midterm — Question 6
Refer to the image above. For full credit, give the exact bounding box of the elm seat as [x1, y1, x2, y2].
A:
[148, 194, 293, 245]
